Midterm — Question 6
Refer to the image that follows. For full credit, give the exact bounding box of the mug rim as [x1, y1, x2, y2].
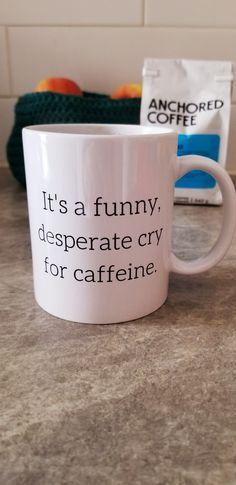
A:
[22, 123, 176, 139]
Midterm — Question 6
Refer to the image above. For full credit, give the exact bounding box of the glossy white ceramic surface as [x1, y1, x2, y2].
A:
[22, 124, 236, 323]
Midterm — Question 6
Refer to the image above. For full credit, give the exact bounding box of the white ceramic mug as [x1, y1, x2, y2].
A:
[22, 124, 236, 324]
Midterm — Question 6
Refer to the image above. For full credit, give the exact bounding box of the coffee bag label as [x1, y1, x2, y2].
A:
[141, 59, 234, 205]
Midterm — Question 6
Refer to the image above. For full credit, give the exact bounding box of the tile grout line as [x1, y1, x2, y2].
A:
[4, 26, 13, 96]
[2, 24, 236, 30]
[3, 23, 145, 28]
[142, 0, 145, 26]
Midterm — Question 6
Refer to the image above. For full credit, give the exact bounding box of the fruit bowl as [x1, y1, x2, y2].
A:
[7, 91, 141, 186]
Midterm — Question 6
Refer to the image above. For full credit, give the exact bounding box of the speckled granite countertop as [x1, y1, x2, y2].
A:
[1, 168, 236, 485]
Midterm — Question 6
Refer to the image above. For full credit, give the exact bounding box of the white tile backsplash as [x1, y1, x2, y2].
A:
[0, 98, 16, 163]
[0, 0, 143, 26]
[226, 104, 236, 172]
[145, 0, 236, 27]
[9, 27, 145, 95]
[0, 0, 236, 172]
[0, 27, 10, 95]
[8, 27, 236, 99]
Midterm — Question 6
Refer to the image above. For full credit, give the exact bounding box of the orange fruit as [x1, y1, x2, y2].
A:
[35, 77, 82, 95]
[111, 83, 142, 99]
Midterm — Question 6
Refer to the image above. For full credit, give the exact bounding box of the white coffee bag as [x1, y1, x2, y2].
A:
[141, 59, 234, 204]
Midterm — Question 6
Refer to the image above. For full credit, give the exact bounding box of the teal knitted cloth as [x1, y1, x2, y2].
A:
[7, 91, 141, 186]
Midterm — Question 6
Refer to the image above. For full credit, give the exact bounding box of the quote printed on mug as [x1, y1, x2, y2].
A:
[36, 190, 164, 284]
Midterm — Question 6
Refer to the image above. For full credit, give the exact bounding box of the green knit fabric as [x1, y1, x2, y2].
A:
[7, 91, 141, 186]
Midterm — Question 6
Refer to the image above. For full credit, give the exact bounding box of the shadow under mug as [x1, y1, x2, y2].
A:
[22, 124, 236, 324]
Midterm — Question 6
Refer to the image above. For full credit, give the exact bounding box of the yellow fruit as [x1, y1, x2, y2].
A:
[111, 83, 142, 99]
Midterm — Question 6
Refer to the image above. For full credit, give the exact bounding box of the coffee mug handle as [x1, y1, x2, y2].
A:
[170, 155, 236, 274]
